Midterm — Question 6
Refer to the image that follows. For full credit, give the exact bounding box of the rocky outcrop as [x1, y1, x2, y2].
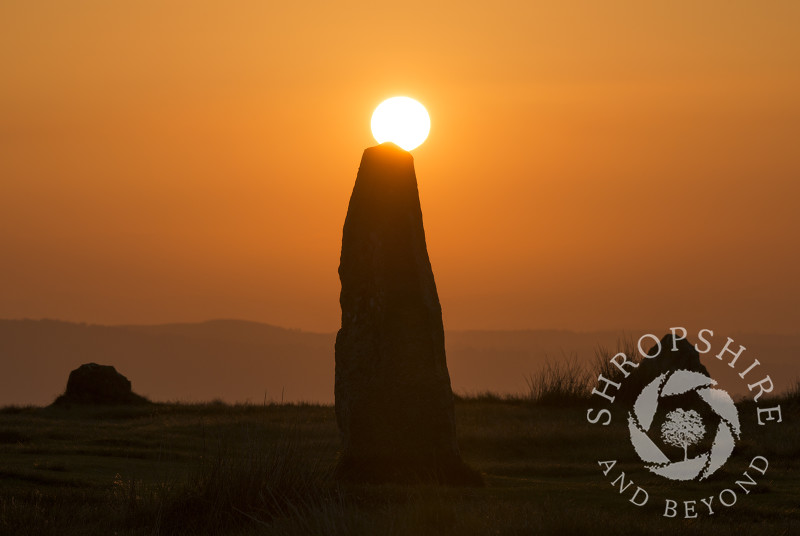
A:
[334, 142, 480, 484]
[53, 363, 149, 405]
[639, 334, 710, 377]
[619, 334, 711, 404]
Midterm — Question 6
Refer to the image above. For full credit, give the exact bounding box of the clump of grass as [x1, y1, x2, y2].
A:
[525, 354, 592, 405]
[453, 392, 525, 404]
[588, 337, 646, 405]
[522, 338, 643, 406]
[156, 426, 338, 534]
[591, 337, 641, 386]
[784, 378, 800, 404]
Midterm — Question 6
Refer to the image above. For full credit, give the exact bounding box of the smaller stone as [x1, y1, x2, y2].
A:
[641, 334, 710, 377]
[53, 363, 149, 405]
[619, 334, 711, 403]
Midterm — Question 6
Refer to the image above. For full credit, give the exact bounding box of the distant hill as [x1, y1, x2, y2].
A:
[0, 319, 796, 406]
[0, 319, 332, 407]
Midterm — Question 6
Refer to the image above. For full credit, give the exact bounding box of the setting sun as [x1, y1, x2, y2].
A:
[370, 97, 430, 151]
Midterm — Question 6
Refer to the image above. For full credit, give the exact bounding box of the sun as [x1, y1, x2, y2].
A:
[371, 97, 430, 151]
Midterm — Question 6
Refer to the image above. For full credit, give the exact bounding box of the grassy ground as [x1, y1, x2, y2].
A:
[0, 394, 796, 536]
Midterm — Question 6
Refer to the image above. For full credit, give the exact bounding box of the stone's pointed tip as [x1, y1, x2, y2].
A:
[375, 141, 408, 152]
[364, 142, 414, 161]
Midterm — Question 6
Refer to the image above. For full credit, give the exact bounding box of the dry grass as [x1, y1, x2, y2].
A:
[523, 338, 641, 405]
[152, 427, 338, 535]
[784, 378, 800, 404]
[525, 354, 592, 405]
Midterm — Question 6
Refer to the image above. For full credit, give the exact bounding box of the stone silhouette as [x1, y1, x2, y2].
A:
[335, 142, 480, 484]
[616, 333, 711, 404]
[621, 334, 718, 430]
[639, 333, 710, 379]
[53, 363, 149, 405]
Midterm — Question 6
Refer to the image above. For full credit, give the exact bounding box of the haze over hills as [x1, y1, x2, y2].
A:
[0, 319, 796, 407]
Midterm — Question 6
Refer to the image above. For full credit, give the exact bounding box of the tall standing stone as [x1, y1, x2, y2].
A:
[335, 142, 479, 484]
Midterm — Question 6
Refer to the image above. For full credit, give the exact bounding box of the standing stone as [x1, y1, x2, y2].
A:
[335, 142, 479, 484]
[53, 363, 149, 405]
[618, 334, 712, 404]
[642, 334, 710, 378]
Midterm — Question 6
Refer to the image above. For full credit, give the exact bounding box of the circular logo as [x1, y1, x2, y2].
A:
[627, 369, 741, 481]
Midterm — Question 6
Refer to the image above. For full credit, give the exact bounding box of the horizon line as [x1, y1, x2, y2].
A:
[1, 317, 798, 338]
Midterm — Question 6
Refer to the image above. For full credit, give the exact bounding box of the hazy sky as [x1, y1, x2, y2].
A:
[1, 1, 798, 334]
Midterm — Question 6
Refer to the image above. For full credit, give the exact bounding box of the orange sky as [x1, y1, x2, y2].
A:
[1, 2, 798, 334]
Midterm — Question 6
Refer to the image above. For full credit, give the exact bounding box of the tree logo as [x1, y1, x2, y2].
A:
[627, 369, 741, 481]
[661, 408, 705, 461]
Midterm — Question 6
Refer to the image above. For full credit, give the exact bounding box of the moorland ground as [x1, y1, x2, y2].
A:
[0, 390, 797, 536]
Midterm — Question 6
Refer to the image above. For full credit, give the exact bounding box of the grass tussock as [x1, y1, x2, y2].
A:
[783, 378, 800, 405]
[453, 391, 524, 404]
[591, 338, 642, 386]
[525, 354, 592, 405]
[521, 338, 641, 405]
[156, 426, 338, 534]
